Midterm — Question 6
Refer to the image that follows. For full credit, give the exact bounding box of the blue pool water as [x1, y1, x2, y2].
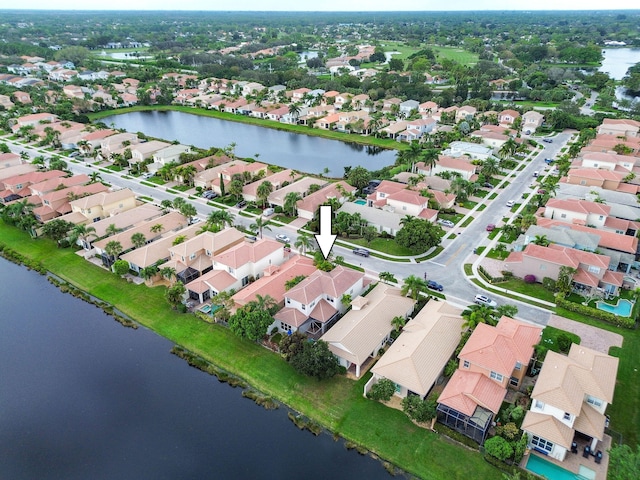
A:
[354, 199, 367, 205]
[596, 299, 633, 317]
[526, 454, 582, 480]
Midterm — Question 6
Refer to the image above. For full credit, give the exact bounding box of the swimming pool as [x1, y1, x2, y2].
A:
[596, 299, 633, 317]
[526, 454, 586, 480]
[199, 304, 221, 315]
[354, 199, 367, 205]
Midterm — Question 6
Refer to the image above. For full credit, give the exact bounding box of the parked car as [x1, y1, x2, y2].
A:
[438, 219, 455, 228]
[353, 248, 370, 257]
[483, 182, 493, 189]
[275, 234, 290, 244]
[486, 224, 496, 232]
[544, 158, 554, 164]
[263, 207, 274, 217]
[427, 280, 443, 292]
[543, 138, 553, 143]
[235, 200, 247, 208]
[506, 200, 515, 207]
[474, 294, 497, 307]
[69, 151, 80, 157]
[533, 171, 539, 177]
[245, 235, 257, 243]
[141, 173, 154, 179]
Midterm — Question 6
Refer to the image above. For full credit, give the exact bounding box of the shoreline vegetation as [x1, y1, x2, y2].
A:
[0, 222, 503, 480]
[87, 105, 408, 152]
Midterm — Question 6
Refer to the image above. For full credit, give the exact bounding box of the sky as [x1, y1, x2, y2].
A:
[2, 1, 636, 11]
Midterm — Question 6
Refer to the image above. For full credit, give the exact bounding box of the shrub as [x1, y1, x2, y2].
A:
[542, 277, 556, 291]
[368, 378, 396, 402]
[510, 406, 525, 423]
[495, 422, 519, 441]
[444, 359, 458, 377]
[402, 395, 438, 423]
[557, 333, 572, 353]
[524, 274, 536, 284]
[555, 294, 635, 328]
[484, 436, 514, 462]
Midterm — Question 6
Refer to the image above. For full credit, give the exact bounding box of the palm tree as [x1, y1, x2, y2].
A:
[288, 103, 302, 123]
[498, 138, 518, 159]
[461, 304, 497, 331]
[481, 158, 501, 181]
[378, 271, 397, 284]
[69, 223, 97, 249]
[250, 216, 271, 239]
[284, 192, 302, 217]
[399, 141, 422, 173]
[400, 275, 427, 301]
[294, 232, 314, 255]
[88, 172, 102, 184]
[532, 234, 550, 247]
[247, 294, 278, 314]
[139, 264, 159, 284]
[160, 266, 177, 284]
[104, 240, 123, 263]
[207, 210, 235, 229]
[391, 315, 407, 332]
[105, 223, 120, 237]
[421, 148, 439, 176]
[256, 180, 274, 208]
[150, 223, 164, 234]
[131, 232, 147, 248]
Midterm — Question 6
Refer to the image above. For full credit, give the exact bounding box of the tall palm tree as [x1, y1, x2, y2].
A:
[400, 275, 427, 301]
[481, 158, 501, 181]
[256, 180, 274, 208]
[207, 210, 235, 229]
[160, 266, 177, 284]
[131, 232, 147, 248]
[88, 171, 102, 184]
[250, 216, 271, 239]
[247, 294, 277, 314]
[461, 304, 497, 331]
[532, 234, 550, 247]
[399, 141, 422, 173]
[421, 148, 439, 176]
[150, 223, 164, 234]
[284, 192, 302, 217]
[140, 264, 159, 283]
[294, 232, 314, 255]
[69, 223, 97, 249]
[105, 223, 120, 237]
[391, 315, 407, 332]
[498, 138, 518, 159]
[104, 240, 123, 263]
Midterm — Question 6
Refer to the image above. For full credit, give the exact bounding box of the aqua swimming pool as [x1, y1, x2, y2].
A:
[354, 199, 367, 205]
[596, 299, 633, 317]
[525, 454, 582, 480]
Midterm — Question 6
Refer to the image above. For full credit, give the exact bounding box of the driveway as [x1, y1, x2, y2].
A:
[547, 314, 623, 354]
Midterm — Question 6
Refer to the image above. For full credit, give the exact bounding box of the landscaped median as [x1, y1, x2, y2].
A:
[0, 221, 500, 480]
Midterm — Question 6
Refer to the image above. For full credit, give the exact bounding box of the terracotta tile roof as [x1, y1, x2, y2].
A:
[1, 170, 66, 190]
[372, 301, 465, 397]
[273, 307, 310, 328]
[536, 218, 637, 254]
[29, 174, 89, 195]
[572, 268, 600, 287]
[193, 269, 236, 293]
[573, 402, 607, 440]
[602, 269, 624, 286]
[438, 370, 507, 416]
[522, 411, 574, 449]
[297, 181, 356, 214]
[69, 188, 135, 210]
[545, 198, 610, 216]
[120, 224, 201, 268]
[214, 238, 282, 269]
[286, 265, 364, 304]
[512, 243, 610, 270]
[459, 316, 542, 376]
[309, 299, 338, 322]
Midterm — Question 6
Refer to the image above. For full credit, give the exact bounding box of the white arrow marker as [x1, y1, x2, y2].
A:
[315, 205, 337, 260]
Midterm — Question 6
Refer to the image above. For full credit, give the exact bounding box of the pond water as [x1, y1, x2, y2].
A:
[599, 48, 640, 80]
[0, 257, 393, 480]
[100, 111, 397, 178]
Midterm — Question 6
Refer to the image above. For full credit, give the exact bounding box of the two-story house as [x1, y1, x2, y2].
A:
[597, 118, 640, 137]
[543, 198, 640, 236]
[184, 238, 284, 304]
[437, 316, 542, 444]
[69, 188, 137, 222]
[242, 169, 300, 203]
[321, 283, 416, 378]
[415, 155, 477, 181]
[522, 344, 618, 462]
[498, 109, 520, 126]
[522, 111, 545, 134]
[129, 141, 172, 164]
[272, 266, 365, 335]
[33, 183, 109, 223]
[296, 181, 356, 220]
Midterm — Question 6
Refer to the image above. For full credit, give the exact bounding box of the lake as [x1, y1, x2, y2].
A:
[100, 111, 397, 178]
[599, 48, 640, 80]
[0, 257, 394, 480]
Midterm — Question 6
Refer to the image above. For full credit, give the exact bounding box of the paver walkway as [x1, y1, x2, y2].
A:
[547, 314, 623, 354]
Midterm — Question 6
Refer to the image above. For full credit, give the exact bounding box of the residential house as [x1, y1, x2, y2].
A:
[367, 301, 465, 399]
[321, 283, 416, 378]
[444, 141, 493, 161]
[437, 316, 542, 444]
[396, 118, 437, 142]
[12, 91, 31, 104]
[0, 164, 38, 188]
[129, 141, 172, 164]
[150, 144, 191, 168]
[185, 238, 284, 304]
[470, 129, 512, 149]
[33, 183, 109, 223]
[366, 180, 438, 221]
[498, 109, 520, 126]
[267, 177, 326, 209]
[0, 94, 15, 110]
[542, 198, 640, 236]
[231, 255, 317, 311]
[579, 151, 638, 173]
[504, 243, 624, 296]
[99, 132, 141, 157]
[415, 155, 477, 181]
[0, 153, 22, 169]
[597, 118, 640, 137]
[456, 105, 477, 122]
[584, 134, 640, 157]
[380, 121, 409, 139]
[399, 99, 420, 116]
[93, 211, 188, 264]
[334, 93, 353, 110]
[315, 112, 341, 130]
[242, 169, 300, 203]
[335, 110, 370, 133]
[272, 266, 365, 335]
[522, 111, 545, 134]
[337, 202, 404, 236]
[522, 344, 618, 461]
[297, 181, 357, 220]
[11, 112, 59, 133]
[419, 101, 439, 116]
[69, 188, 137, 222]
[0, 170, 66, 202]
[564, 168, 637, 194]
[28, 174, 90, 198]
[166, 228, 246, 284]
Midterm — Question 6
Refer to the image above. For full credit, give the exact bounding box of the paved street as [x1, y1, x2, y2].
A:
[3, 131, 572, 326]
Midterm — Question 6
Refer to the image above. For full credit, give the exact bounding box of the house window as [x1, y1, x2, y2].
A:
[588, 266, 600, 274]
[189, 253, 196, 260]
[402, 206, 407, 211]
[205, 250, 211, 256]
[286, 298, 291, 304]
[593, 163, 599, 168]
[515, 361, 522, 370]
[563, 412, 571, 421]
[587, 396, 603, 408]
[580, 180, 587, 186]
[326, 296, 334, 302]
[119, 203, 123, 208]
[490, 371, 503, 383]
[539, 264, 546, 271]
[280, 322, 291, 332]
[510, 376, 519, 387]
[301, 304, 306, 310]
[463, 360, 469, 369]
[560, 213, 567, 218]
[531, 436, 553, 453]
[598, 215, 604, 221]
[241, 276, 249, 287]
[535, 400, 545, 410]
[228, 267, 234, 274]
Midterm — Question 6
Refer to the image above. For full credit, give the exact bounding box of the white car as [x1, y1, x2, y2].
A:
[275, 234, 290, 244]
[438, 219, 455, 228]
[506, 200, 515, 207]
[474, 294, 497, 308]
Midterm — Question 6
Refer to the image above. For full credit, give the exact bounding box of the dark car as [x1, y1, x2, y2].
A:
[235, 200, 247, 208]
[483, 182, 493, 189]
[543, 138, 553, 143]
[353, 248, 370, 257]
[544, 158, 554, 164]
[427, 280, 443, 292]
[486, 224, 496, 232]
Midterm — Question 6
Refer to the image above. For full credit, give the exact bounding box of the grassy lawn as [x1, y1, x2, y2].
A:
[140, 181, 157, 188]
[460, 216, 474, 228]
[0, 222, 500, 479]
[272, 214, 296, 224]
[497, 279, 557, 304]
[147, 176, 167, 185]
[346, 236, 416, 256]
[430, 45, 478, 65]
[540, 326, 581, 353]
[105, 165, 123, 172]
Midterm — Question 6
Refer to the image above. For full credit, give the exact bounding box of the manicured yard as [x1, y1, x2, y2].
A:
[495, 279, 557, 303]
[346, 236, 416, 256]
[0, 222, 501, 479]
[430, 45, 479, 65]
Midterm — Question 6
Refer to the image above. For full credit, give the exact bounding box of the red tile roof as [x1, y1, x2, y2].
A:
[438, 370, 507, 416]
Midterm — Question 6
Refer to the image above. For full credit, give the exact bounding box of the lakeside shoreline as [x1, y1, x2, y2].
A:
[0, 222, 503, 480]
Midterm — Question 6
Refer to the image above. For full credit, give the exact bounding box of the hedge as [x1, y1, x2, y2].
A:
[555, 294, 636, 328]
